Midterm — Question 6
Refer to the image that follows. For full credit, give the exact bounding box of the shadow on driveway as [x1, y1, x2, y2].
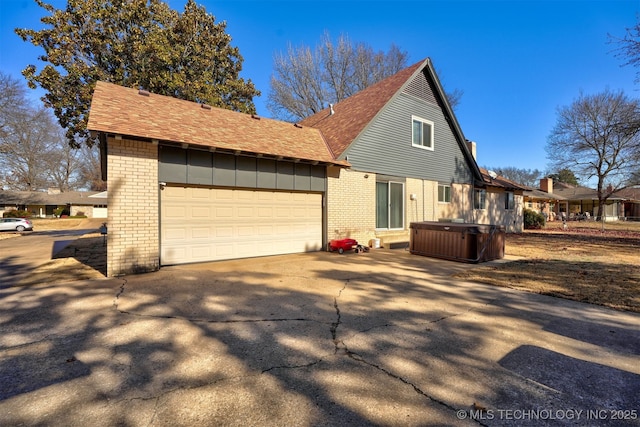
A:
[1, 250, 639, 426]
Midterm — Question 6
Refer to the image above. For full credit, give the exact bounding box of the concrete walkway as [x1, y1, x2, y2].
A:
[1, 250, 638, 426]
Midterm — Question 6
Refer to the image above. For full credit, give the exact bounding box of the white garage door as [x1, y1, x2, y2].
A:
[93, 207, 108, 218]
[161, 186, 323, 265]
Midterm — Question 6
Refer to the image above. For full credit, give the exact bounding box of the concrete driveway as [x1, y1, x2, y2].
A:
[1, 250, 638, 426]
[0, 218, 105, 286]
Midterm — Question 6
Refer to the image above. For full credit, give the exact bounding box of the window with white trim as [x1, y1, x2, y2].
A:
[474, 189, 486, 210]
[438, 184, 451, 203]
[376, 181, 404, 229]
[411, 116, 434, 150]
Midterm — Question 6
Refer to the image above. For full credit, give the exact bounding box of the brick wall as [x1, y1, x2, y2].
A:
[327, 169, 451, 244]
[326, 167, 376, 244]
[107, 138, 159, 276]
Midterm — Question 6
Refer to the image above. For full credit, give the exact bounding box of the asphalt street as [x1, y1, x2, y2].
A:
[0, 220, 102, 286]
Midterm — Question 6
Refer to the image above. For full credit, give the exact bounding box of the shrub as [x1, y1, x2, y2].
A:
[53, 207, 70, 217]
[3, 210, 31, 218]
[524, 208, 546, 229]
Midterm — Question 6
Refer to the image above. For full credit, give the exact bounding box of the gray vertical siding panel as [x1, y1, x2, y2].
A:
[188, 150, 213, 185]
[214, 153, 236, 186]
[343, 93, 474, 184]
[257, 159, 277, 188]
[311, 165, 325, 191]
[236, 157, 257, 188]
[294, 164, 311, 191]
[159, 147, 327, 192]
[277, 162, 295, 190]
[159, 146, 187, 182]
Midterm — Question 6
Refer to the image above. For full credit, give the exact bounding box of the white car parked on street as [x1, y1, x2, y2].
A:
[0, 218, 33, 232]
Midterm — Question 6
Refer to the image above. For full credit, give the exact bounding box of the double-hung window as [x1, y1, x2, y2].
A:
[438, 184, 451, 203]
[474, 189, 486, 210]
[411, 116, 434, 150]
[376, 181, 404, 229]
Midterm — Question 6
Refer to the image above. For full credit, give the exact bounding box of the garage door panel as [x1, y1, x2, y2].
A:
[164, 206, 186, 219]
[161, 187, 322, 265]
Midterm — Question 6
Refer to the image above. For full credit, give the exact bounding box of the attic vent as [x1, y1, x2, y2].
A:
[201, 104, 212, 110]
[294, 123, 303, 128]
[251, 114, 260, 120]
[403, 71, 437, 104]
[138, 89, 150, 96]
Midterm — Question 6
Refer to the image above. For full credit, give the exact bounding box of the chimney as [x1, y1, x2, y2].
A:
[540, 178, 553, 194]
[466, 140, 477, 160]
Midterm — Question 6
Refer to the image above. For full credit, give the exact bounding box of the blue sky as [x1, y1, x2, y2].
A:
[1, 0, 638, 174]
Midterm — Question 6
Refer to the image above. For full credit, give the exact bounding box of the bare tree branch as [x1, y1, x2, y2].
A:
[546, 89, 640, 217]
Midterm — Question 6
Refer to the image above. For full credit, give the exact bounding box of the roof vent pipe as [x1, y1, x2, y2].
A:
[329, 103, 334, 115]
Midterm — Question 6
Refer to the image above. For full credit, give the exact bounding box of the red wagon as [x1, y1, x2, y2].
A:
[328, 238, 358, 254]
[328, 238, 370, 254]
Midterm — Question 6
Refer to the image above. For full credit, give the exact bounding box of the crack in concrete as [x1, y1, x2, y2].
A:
[346, 350, 485, 424]
[330, 280, 349, 354]
[113, 278, 127, 311]
[329, 279, 484, 425]
[111, 274, 483, 424]
[261, 360, 322, 373]
[115, 310, 323, 325]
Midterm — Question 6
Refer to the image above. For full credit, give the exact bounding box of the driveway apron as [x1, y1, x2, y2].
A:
[0, 250, 638, 426]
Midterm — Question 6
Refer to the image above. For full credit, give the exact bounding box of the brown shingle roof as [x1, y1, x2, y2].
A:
[299, 59, 426, 157]
[0, 190, 102, 206]
[479, 168, 527, 191]
[87, 82, 346, 165]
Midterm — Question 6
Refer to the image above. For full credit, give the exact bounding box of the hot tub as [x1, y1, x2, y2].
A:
[409, 221, 505, 263]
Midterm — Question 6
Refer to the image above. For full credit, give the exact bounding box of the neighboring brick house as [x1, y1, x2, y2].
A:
[0, 189, 107, 218]
[553, 181, 625, 221]
[523, 178, 566, 222]
[617, 186, 640, 221]
[88, 58, 523, 277]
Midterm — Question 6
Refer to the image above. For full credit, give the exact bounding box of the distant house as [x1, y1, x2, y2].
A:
[522, 178, 566, 221]
[87, 58, 525, 277]
[616, 186, 640, 221]
[0, 189, 107, 218]
[553, 181, 625, 221]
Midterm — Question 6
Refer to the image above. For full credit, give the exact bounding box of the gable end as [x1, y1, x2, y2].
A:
[402, 70, 438, 105]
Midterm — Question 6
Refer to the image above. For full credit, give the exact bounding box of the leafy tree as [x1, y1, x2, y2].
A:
[548, 168, 579, 186]
[484, 166, 542, 187]
[546, 89, 640, 218]
[268, 32, 416, 121]
[16, 0, 259, 147]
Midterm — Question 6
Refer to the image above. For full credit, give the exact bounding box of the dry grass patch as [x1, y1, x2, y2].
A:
[455, 221, 640, 313]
